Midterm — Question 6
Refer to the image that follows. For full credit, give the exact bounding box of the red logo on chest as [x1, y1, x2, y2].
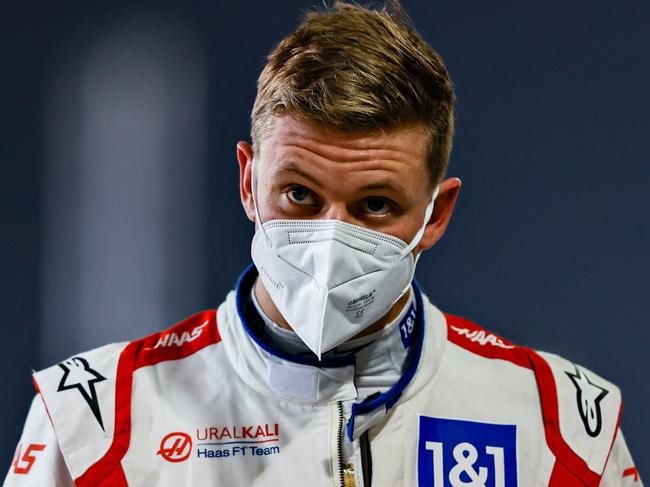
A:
[157, 432, 192, 463]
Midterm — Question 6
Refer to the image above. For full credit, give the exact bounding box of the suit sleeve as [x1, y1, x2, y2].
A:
[599, 430, 643, 486]
[2, 395, 74, 487]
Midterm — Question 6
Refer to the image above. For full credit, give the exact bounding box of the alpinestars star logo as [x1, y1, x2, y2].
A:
[57, 356, 107, 431]
[565, 364, 609, 437]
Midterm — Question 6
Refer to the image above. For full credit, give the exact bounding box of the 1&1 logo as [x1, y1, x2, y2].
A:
[158, 432, 192, 463]
[417, 416, 517, 487]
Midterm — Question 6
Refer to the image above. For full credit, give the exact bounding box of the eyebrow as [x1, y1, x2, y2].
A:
[273, 161, 408, 195]
[360, 181, 407, 194]
[273, 163, 322, 187]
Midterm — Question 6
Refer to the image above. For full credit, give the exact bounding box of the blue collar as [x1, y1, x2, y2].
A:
[234, 264, 426, 439]
[235, 264, 356, 367]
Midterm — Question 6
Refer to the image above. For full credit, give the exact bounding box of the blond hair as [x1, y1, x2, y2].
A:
[251, 1, 455, 183]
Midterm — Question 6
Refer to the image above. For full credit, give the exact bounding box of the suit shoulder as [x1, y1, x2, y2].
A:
[31, 309, 220, 481]
[442, 312, 621, 481]
[33, 309, 220, 394]
[533, 350, 622, 477]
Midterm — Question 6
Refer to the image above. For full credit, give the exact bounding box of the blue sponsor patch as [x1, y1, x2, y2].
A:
[418, 416, 517, 487]
[399, 303, 417, 349]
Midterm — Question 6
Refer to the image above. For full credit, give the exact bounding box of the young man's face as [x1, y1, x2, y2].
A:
[238, 115, 460, 255]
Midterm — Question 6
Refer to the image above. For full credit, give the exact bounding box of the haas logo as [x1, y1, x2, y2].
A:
[158, 432, 192, 463]
[450, 325, 515, 349]
[146, 321, 209, 350]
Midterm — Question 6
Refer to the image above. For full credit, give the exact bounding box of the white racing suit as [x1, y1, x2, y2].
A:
[3, 266, 642, 486]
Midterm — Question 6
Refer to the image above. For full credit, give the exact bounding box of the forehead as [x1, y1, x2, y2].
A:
[258, 115, 431, 182]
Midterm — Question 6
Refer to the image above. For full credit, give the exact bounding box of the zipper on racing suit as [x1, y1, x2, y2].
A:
[335, 401, 348, 486]
[335, 401, 373, 487]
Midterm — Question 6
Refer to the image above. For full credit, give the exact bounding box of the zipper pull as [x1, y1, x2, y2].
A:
[342, 463, 356, 486]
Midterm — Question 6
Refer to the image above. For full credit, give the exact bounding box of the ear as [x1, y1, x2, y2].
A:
[416, 177, 462, 252]
[237, 141, 256, 223]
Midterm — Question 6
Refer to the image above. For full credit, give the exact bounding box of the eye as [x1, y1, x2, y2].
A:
[286, 185, 318, 206]
[361, 197, 391, 216]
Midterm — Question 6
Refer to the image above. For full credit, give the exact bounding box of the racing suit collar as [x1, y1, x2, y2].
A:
[237, 264, 421, 371]
[219, 264, 444, 439]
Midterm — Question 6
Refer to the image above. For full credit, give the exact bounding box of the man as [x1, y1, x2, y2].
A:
[3, 2, 641, 486]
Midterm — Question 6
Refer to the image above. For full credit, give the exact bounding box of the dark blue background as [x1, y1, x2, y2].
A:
[2, 0, 648, 478]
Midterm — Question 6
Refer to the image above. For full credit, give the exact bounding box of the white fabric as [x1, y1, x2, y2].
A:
[2, 396, 73, 487]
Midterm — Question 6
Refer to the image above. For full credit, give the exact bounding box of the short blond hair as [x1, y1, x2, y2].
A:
[251, 1, 455, 184]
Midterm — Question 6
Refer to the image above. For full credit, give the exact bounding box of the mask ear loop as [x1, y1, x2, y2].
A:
[251, 158, 273, 248]
[392, 184, 440, 299]
[399, 184, 440, 260]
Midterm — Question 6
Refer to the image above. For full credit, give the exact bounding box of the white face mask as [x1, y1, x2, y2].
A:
[250, 160, 438, 358]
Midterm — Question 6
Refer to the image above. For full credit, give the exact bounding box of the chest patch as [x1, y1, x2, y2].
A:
[417, 416, 517, 487]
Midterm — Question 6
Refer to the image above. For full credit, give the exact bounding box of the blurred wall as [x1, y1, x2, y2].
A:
[1, 0, 648, 477]
[41, 14, 208, 366]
